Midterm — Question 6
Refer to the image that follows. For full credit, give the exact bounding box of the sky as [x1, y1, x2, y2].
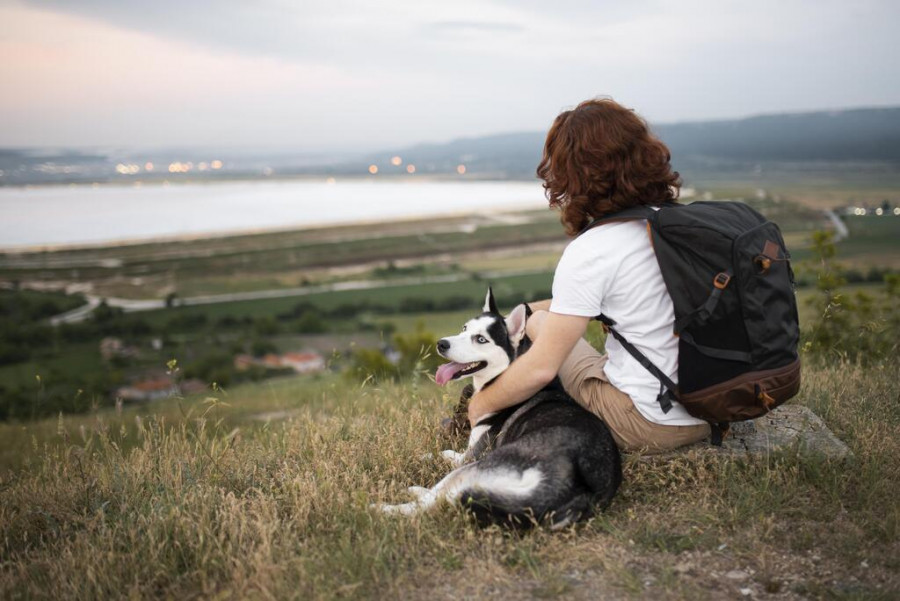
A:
[1, 0, 899, 152]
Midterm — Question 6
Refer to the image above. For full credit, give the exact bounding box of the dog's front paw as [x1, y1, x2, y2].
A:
[441, 449, 465, 466]
[377, 502, 419, 516]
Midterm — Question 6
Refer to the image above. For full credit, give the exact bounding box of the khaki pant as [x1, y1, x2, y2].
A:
[558, 338, 710, 454]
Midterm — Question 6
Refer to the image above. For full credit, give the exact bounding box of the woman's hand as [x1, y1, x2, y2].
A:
[466, 311, 590, 427]
[467, 389, 490, 427]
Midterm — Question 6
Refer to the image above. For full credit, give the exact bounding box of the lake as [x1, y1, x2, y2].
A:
[0, 179, 546, 248]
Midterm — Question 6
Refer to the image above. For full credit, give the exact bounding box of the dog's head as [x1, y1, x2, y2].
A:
[434, 287, 528, 389]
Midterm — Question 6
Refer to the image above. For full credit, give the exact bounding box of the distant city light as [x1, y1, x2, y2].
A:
[326, 177, 336, 185]
[210, 160, 223, 170]
[406, 164, 416, 174]
[197, 162, 209, 171]
[262, 166, 274, 176]
[168, 162, 192, 173]
[115, 163, 141, 175]
[144, 162, 154, 172]
[895, 208, 900, 216]
[368, 164, 378, 174]
[456, 164, 466, 175]
[391, 156, 402, 166]
[875, 208, 884, 215]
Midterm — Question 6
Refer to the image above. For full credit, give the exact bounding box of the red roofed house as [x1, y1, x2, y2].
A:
[280, 352, 326, 374]
[116, 377, 179, 403]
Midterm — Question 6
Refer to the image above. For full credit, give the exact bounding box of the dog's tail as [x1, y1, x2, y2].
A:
[459, 444, 621, 528]
[458, 489, 541, 528]
[454, 462, 553, 528]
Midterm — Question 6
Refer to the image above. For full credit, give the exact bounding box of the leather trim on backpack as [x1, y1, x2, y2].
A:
[677, 358, 802, 422]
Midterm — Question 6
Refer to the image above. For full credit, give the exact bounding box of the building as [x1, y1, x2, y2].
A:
[115, 377, 178, 403]
[280, 352, 326, 374]
[233, 351, 326, 374]
[99, 337, 139, 360]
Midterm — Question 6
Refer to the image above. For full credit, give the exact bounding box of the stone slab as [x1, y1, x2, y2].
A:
[681, 405, 853, 460]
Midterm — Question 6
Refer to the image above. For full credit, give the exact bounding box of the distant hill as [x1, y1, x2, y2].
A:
[655, 107, 900, 162]
[351, 107, 900, 178]
[1, 107, 898, 185]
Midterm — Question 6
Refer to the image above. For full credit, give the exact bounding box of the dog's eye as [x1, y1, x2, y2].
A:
[476, 335, 488, 344]
[462, 325, 467, 331]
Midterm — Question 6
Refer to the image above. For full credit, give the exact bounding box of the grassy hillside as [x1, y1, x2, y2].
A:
[0, 360, 897, 599]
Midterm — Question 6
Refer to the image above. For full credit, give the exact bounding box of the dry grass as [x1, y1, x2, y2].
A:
[1, 360, 898, 600]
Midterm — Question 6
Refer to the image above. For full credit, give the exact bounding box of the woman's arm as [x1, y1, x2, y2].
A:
[526, 298, 552, 312]
[467, 311, 590, 425]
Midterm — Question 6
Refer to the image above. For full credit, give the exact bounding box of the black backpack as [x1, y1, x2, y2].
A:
[583, 201, 801, 443]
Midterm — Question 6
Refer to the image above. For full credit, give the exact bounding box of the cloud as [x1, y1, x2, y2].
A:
[3, 0, 900, 149]
[426, 20, 525, 34]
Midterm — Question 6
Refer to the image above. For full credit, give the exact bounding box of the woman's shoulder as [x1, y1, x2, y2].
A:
[564, 220, 648, 257]
[555, 221, 646, 284]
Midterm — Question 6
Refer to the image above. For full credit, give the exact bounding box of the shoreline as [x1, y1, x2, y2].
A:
[0, 201, 553, 254]
[0, 172, 534, 191]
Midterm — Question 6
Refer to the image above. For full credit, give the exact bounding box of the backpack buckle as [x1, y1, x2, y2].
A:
[754, 255, 772, 274]
[713, 272, 731, 290]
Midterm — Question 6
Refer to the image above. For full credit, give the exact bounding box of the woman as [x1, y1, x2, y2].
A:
[467, 98, 710, 453]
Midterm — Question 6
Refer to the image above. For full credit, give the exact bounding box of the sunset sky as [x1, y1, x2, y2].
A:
[1, 0, 898, 151]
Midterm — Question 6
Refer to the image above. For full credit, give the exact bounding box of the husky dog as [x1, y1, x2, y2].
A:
[375, 288, 622, 528]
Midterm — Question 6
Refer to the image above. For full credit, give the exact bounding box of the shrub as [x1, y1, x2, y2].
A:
[802, 230, 899, 362]
[392, 324, 443, 375]
[250, 339, 278, 357]
[0, 342, 29, 365]
[346, 347, 398, 382]
[293, 311, 327, 334]
[346, 324, 442, 383]
[165, 312, 208, 331]
[252, 316, 279, 336]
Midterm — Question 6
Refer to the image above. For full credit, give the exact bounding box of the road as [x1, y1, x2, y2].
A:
[49, 269, 547, 324]
[824, 209, 849, 241]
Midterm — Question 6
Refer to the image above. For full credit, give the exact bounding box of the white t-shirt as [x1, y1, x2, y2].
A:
[550, 219, 706, 426]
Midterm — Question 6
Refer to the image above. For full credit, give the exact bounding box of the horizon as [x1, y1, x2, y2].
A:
[3, 103, 899, 156]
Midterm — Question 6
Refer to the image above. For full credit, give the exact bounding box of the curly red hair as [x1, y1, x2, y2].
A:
[536, 98, 681, 236]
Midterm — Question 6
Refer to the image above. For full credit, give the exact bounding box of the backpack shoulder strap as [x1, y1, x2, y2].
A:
[595, 314, 676, 414]
[581, 203, 681, 413]
[578, 204, 665, 237]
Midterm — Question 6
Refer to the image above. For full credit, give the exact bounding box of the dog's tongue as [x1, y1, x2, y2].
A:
[435, 362, 465, 386]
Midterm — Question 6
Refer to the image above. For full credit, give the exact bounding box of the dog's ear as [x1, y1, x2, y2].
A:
[483, 286, 499, 314]
[505, 304, 528, 348]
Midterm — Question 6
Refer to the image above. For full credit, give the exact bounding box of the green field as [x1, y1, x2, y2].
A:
[0, 211, 565, 300]
[142, 271, 553, 325]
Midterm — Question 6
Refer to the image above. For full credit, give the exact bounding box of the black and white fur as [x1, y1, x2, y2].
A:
[374, 288, 622, 528]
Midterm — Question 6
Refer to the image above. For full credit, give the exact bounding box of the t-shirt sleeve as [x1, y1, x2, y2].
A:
[549, 237, 610, 317]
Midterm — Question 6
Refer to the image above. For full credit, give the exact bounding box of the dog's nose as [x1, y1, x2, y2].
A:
[437, 339, 450, 353]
